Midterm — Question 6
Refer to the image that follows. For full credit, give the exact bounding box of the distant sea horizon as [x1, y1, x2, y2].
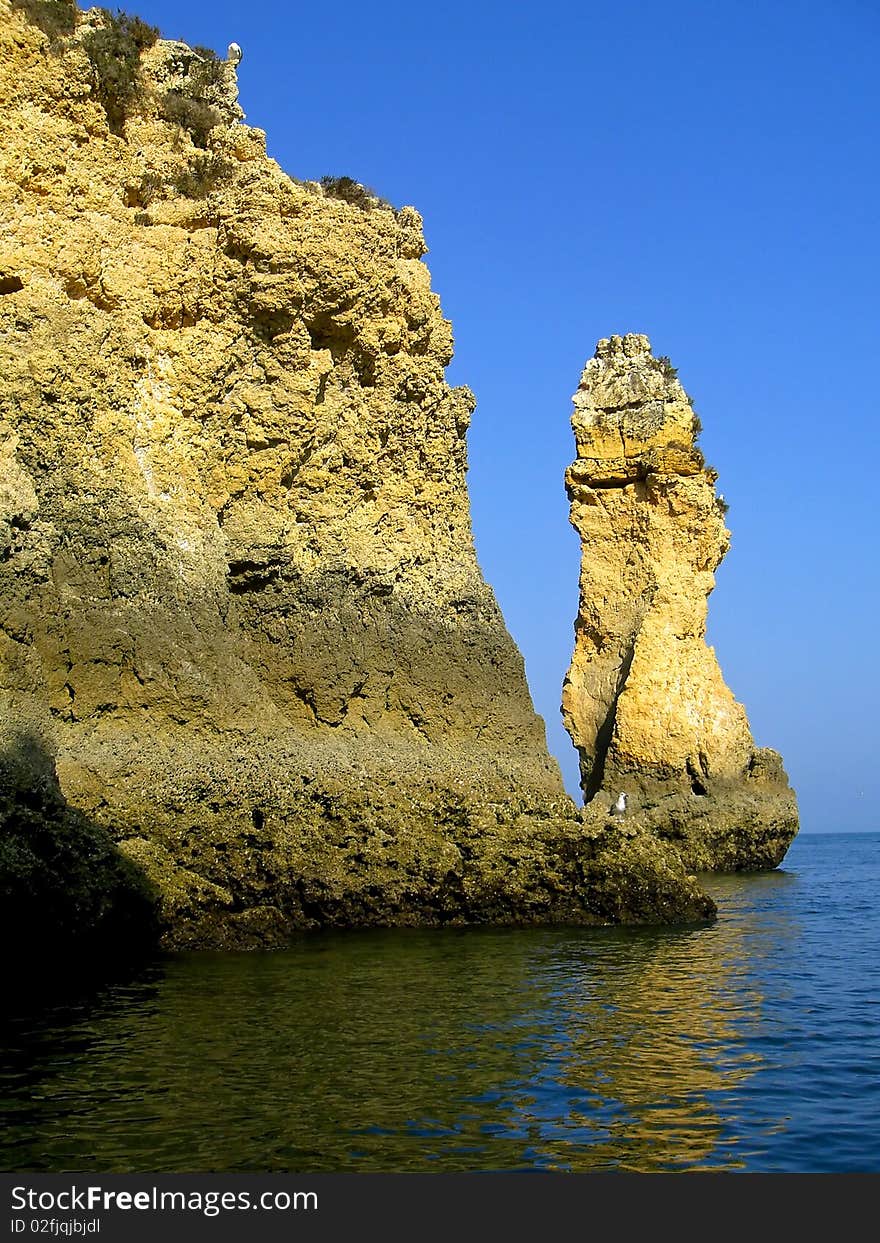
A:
[790, 827, 875, 833]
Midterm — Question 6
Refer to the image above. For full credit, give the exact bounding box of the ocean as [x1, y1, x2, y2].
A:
[2, 832, 878, 1172]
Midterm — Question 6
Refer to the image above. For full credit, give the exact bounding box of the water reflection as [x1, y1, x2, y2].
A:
[0, 860, 841, 1173]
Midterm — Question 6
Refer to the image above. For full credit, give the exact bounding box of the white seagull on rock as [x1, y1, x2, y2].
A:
[227, 42, 243, 65]
[612, 792, 627, 816]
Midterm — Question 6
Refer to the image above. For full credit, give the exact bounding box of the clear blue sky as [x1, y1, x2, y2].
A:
[118, 0, 878, 831]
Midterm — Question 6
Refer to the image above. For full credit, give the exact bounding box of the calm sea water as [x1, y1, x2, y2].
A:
[2, 832, 878, 1173]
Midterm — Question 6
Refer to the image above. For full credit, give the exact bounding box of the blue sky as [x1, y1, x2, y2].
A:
[117, 0, 878, 831]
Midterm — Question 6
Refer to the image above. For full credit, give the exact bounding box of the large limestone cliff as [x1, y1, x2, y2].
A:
[0, 6, 714, 947]
[562, 334, 798, 870]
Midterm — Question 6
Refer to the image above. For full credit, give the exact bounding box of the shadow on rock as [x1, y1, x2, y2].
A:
[0, 730, 160, 964]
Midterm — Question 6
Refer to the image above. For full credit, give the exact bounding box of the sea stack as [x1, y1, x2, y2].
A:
[0, 6, 714, 948]
[562, 334, 798, 869]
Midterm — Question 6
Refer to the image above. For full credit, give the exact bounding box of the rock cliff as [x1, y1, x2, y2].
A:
[562, 334, 798, 869]
[0, 5, 714, 947]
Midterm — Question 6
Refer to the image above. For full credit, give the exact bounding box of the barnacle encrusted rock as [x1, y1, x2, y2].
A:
[562, 334, 798, 870]
[0, 5, 715, 947]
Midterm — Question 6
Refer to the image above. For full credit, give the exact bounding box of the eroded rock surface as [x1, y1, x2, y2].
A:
[0, 6, 715, 945]
[562, 334, 798, 870]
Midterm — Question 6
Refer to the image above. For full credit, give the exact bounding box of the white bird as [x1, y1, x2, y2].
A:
[612, 792, 627, 815]
[227, 42, 243, 65]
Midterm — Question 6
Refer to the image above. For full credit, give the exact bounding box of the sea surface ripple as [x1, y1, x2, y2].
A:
[2, 833, 878, 1172]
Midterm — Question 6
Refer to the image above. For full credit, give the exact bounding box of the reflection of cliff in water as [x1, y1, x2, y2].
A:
[0, 872, 799, 1172]
[507, 872, 800, 1170]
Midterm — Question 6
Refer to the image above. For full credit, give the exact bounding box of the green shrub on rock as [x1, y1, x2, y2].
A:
[82, 9, 159, 134]
[10, 0, 77, 41]
[171, 152, 233, 198]
[159, 46, 227, 147]
[320, 175, 395, 213]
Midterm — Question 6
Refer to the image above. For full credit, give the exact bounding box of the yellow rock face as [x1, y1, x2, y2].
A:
[0, 8, 544, 750]
[0, 7, 717, 942]
[563, 334, 798, 869]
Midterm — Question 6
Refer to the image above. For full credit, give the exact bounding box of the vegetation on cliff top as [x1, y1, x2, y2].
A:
[11, 5, 395, 208]
[82, 10, 160, 134]
[12, 4, 161, 136]
[12, 3, 226, 145]
[158, 45, 227, 147]
[320, 175, 396, 214]
[10, 0, 76, 42]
